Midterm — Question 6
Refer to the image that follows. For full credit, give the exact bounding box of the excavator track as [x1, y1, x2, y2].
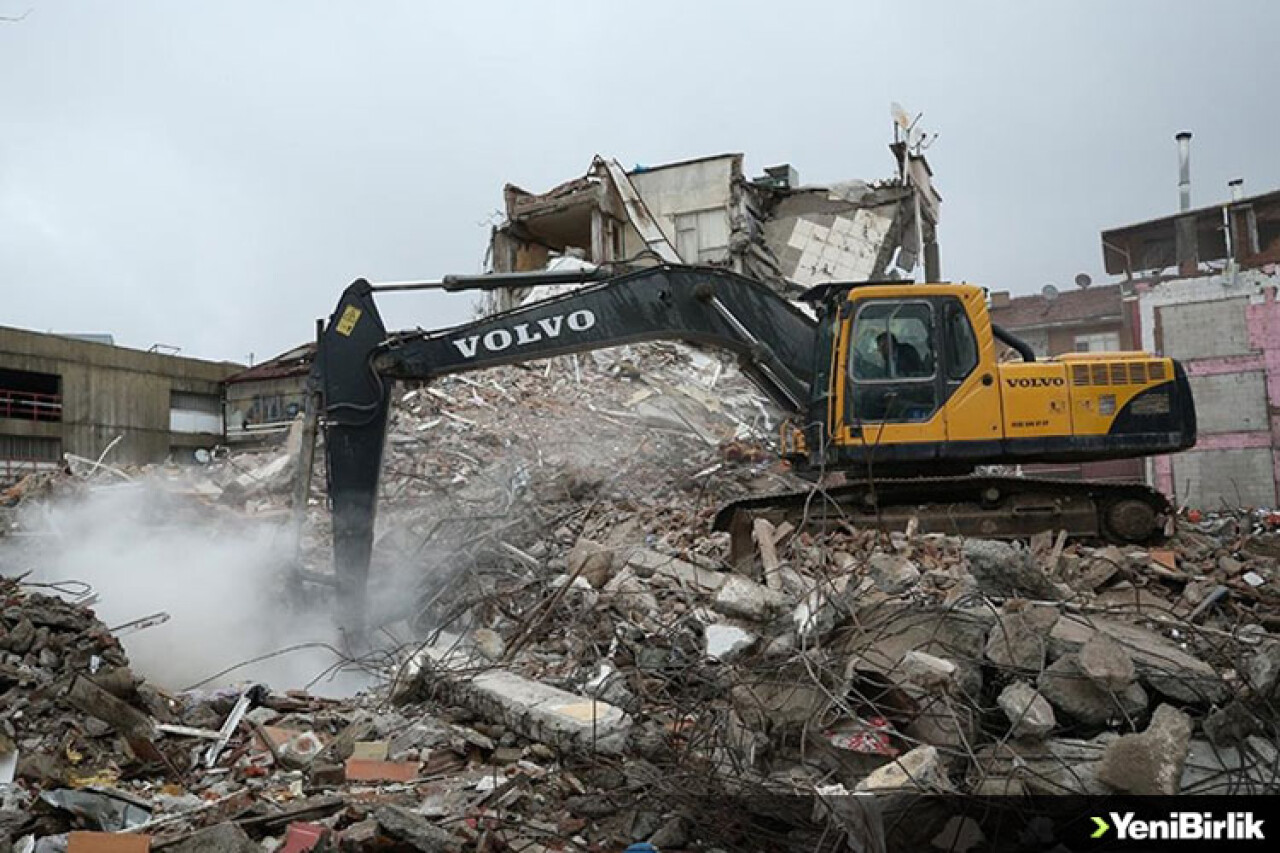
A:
[712, 475, 1172, 571]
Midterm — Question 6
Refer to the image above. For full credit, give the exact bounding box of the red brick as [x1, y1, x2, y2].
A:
[67, 834, 150, 853]
[343, 758, 420, 782]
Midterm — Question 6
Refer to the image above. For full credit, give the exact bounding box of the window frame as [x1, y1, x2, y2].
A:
[848, 299, 938, 385]
[943, 299, 980, 381]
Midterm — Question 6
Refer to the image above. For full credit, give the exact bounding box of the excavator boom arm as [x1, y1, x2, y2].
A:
[314, 265, 819, 624]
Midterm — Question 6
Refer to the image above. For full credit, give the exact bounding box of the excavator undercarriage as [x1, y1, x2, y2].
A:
[714, 474, 1173, 572]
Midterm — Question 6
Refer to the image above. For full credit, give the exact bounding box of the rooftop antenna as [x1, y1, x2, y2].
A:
[890, 101, 935, 154]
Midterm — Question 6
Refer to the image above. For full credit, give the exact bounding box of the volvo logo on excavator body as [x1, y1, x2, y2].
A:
[1005, 376, 1065, 388]
[450, 309, 597, 358]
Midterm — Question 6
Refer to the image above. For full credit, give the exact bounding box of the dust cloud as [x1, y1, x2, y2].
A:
[1, 475, 372, 696]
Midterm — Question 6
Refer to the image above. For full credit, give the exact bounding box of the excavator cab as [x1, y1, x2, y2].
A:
[810, 282, 1195, 476]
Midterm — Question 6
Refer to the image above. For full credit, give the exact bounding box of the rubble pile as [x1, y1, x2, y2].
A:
[2, 342, 1280, 850]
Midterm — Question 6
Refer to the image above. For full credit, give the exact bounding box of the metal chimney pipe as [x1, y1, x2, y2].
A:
[1175, 131, 1192, 211]
[1229, 178, 1244, 202]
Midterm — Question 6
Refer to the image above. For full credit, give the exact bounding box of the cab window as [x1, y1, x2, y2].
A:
[848, 300, 938, 422]
[851, 301, 935, 380]
[944, 300, 979, 380]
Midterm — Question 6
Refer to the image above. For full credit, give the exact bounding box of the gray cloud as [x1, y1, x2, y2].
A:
[3, 0, 1277, 362]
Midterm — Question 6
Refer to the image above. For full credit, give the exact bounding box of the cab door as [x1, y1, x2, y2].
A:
[841, 298, 948, 446]
[939, 296, 1003, 448]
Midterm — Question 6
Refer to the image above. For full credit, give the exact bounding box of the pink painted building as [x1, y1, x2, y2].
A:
[1102, 188, 1280, 508]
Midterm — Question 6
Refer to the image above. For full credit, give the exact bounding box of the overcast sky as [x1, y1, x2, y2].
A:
[3, 1, 1277, 364]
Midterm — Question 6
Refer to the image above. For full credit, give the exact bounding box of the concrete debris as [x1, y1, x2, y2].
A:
[962, 538, 1061, 599]
[1038, 653, 1149, 726]
[867, 553, 921, 594]
[567, 537, 617, 589]
[984, 604, 1058, 671]
[163, 822, 259, 853]
[897, 650, 956, 691]
[997, 681, 1057, 740]
[1243, 641, 1280, 696]
[1096, 704, 1194, 794]
[704, 623, 757, 662]
[1077, 631, 1137, 691]
[3, 341, 1280, 852]
[854, 744, 943, 793]
[712, 574, 787, 621]
[1048, 615, 1228, 704]
[1181, 735, 1280, 794]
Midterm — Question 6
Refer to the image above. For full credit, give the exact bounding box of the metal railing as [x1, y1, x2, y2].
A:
[0, 388, 63, 422]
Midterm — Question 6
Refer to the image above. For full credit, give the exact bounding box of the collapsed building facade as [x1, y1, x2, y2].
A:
[487, 148, 940, 310]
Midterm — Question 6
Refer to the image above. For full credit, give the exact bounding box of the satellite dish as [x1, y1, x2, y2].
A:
[194, 448, 211, 464]
[1074, 273, 1093, 290]
[891, 102, 912, 132]
[1042, 284, 1060, 302]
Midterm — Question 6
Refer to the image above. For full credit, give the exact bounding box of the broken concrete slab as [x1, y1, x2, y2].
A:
[792, 576, 856, 643]
[983, 605, 1059, 672]
[626, 548, 724, 593]
[1243, 641, 1280, 697]
[898, 650, 956, 691]
[712, 574, 788, 621]
[164, 822, 259, 853]
[704, 624, 756, 661]
[375, 805, 462, 852]
[839, 599, 994, 698]
[1096, 704, 1193, 794]
[1078, 632, 1137, 691]
[406, 637, 631, 754]
[1037, 653, 1147, 726]
[731, 668, 836, 731]
[1180, 736, 1280, 794]
[963, 539, 1062, 599]
[1048, 615, 1227, 704]
[568, 538, 617, 589]
[997, 681, 1056, 740]
[971, 735, 1117, 795]
[854, 744, 943, 793]
[904, 694, 978, 753]
[470, 627, 505, 662]
[602, 568, 659, 618]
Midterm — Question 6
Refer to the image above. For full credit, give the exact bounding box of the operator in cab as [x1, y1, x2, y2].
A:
[876, 331, 926, 377]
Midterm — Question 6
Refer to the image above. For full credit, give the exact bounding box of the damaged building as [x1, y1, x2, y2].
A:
[1101, 133, 1280, 509]
[488, 146, 940, 309]
[222, 343, 314, 443]
[0, 326, 242, 481]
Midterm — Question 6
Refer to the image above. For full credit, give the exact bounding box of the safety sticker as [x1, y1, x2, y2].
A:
[335, 305, 362, 337]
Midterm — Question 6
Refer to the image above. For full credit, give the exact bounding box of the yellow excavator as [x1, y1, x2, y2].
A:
[312, 265, 1195, 620]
